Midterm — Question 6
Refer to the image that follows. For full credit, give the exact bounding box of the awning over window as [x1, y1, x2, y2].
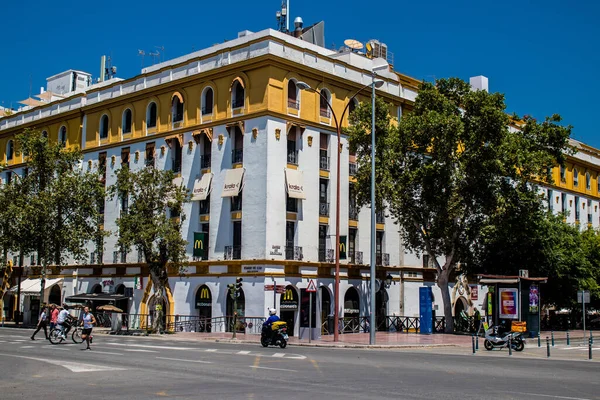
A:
[9, 278, 63, 295]
[285, 168, 306, 199]
[192, 173, 213, 201]
[222, 168, 245, 197]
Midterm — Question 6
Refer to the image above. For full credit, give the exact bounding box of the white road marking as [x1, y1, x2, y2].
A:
[86, 350, 124, 356]
[0, 353, 125, 373]
[20, 346, 34, 349]
[237, 351, 251, 355]
[271, 353, 285, 358]
[506, 392, 593, 400]
[106, 343, 193, 351]
[205, 349, 218, 352]
[249, 365, 297, 372]
[156, 357, 212, 364]
[123, 349, 159, 353]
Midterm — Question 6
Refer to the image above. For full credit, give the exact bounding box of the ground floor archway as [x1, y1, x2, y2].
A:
[280, 285, 298, 336]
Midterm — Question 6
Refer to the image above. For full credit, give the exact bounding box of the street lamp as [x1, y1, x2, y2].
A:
[297, 78, 384, 342]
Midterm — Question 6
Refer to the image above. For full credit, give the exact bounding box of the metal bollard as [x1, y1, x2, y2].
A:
[538, 332, 541, 348]
[589, 338, 593, 360]
[566, 330, 570, 346]
[591, 331, 594, 345]
[551, 331, 555, 347]
[508, 336, 512, 356]
[472, 335, 476, 354]
[476, 335, 479, 351]
[546, 337, 551, 358]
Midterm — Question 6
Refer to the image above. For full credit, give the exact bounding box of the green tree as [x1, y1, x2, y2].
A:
[109, 166, 189, 332]
[348, 78, 572, 332]
[6, 129, 106, 301]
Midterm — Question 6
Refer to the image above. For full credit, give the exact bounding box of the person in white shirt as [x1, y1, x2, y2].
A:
[56, 305, 72, 340]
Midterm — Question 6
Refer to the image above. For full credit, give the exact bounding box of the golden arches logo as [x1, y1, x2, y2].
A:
[194, 239, 204, 250]
[283, 289, 294, 301]
[200, 287, 210, 299]
[339, 242, 346, 253]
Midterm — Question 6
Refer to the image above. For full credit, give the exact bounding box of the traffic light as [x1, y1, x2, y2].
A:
[227, 283, 236, 299]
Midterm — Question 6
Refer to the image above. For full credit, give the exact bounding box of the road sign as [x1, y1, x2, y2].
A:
[276, 286, 286, 294]
[578, 290, 590, 304]
[306, 279, 317, 293]
[264, 285, 274, 291]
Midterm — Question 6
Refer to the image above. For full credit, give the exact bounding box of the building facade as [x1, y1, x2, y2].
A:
[0, 26, 597, 334]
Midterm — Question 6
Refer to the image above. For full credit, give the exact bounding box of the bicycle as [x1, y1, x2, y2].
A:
[49, 319, 83, 344]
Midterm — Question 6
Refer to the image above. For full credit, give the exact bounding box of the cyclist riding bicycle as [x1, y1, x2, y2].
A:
[56, 304, 76, 340]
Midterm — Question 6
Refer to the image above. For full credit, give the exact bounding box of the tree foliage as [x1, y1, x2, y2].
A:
[348, 78, 572, 332]
[109, 166, 189, 332]
[0, 129, 105, 299]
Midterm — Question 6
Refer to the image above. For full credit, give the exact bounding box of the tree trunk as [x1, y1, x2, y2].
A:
[437, 269, 454, 333]
[149, 268, 165, 333]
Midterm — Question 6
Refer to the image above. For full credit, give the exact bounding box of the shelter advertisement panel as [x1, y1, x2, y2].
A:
[499, 288, 519, 319]
[529, 284, 539, 314]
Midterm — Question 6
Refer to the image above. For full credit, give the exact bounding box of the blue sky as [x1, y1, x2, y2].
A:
[2, 1, 598, 146]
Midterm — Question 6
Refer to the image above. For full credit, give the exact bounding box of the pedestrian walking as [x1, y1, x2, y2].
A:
[80, 306, 96, 350]
[31, 307, 49, 340]
[49, 304, 59, 333]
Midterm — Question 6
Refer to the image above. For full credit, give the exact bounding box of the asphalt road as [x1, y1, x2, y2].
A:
[0, 328, 598, 400]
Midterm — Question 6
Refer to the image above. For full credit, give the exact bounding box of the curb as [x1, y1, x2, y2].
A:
[210, 338, 459, 349]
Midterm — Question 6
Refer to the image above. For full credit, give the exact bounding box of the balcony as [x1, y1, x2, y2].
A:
[349, 162, 357, 176]
[172, 159, 182, 174]
[350, 251, 363, 265]
[231, 196, 242, 212]
[318, 248, 335, 263]
[199, 200, 210, 215]
[376, 211, 385, 224]
[285, 246, 303, 261]
[145, 156, 155, 168]
[287, 150, 298, 165]
[286, 196, 298, 213]
[224, 245, 241, 260]
[320, 156, 330, 171]
[349, 204, 359, 221]
[588, 214, 593, 224]
[319, 202, 329, 216]
[232, 149, 243, 164]
[376, 253, 390, 266]
[320, 108, 331, 118]
[287, 99, 299, 110]
[200, 154, 211, 170]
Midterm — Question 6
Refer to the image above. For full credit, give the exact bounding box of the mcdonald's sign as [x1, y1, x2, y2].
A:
[193, 232, 208, 260]
[339, 235, 347, 260]
[196, 285, 211, 308]
[280, 287, 298, 310]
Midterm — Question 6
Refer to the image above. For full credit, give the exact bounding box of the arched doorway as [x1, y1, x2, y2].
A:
[343, 287, 360, 333]
[195, 285, 212, 332]
[48, 284, 61, 306]
[280, 285, 298, 337]
[226, 287, 245, 332]
[320, 287, 332, 335]
[115, 284, 129, 313]
[90, 284, 102, 294]
[148, 294, 169, 332]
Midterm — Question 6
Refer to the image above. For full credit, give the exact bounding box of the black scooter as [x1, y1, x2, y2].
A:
[260, 322, 288, 349]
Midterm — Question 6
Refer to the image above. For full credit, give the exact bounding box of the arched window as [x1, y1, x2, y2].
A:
[59, 126, 67, 147]
[586, 172, 591, 190]
[202, 87, 214, 116]
[6, 140, 14, 161]
[99, 115, 109, 140]
[171, 94, 184, 123]
[41, 130, 48, 139]
[122, 109, 132, 134]
[89, 284, 102, 294]
[287, 80, 299, 109]
[146, 102, 157, 129]
[319, 88, 331, 118]
[231, 80, 245, 109]
[560, 165, 566, 182]
[348, 98, 359, 125]
[573, 168, 579, 187]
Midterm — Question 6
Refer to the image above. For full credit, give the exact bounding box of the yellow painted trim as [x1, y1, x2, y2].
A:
[376, 223, 385, 231]
[231, 211, 242, 220]
[287, 107, 299, 116]
[320, 116, 331, 125]
[349, 176, 357, 183]
[286, 164, 298, 170]
[201, 168, 211, 174]
[139, 276, 153, 328]
[164, 285, 175, 331]
[319, 216, 329, 224]
[286, 212, 297, 221]
[349, 220, 358, 228]
[200, 215, 210, 222]
[319, 170, 330, 178]
[232, 163, 243, 169]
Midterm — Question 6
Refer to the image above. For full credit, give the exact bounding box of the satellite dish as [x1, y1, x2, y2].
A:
[344, 39, 364, 50]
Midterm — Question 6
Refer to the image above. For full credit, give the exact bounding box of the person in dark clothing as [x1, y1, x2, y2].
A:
[31, 307, 49, 340]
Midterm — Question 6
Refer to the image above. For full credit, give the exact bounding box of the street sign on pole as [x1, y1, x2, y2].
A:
[578, 290, 590, 340]
[306, 279, 317, 293]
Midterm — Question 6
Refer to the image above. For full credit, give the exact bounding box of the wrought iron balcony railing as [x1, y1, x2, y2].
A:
[287, 99, 299, 109]
[287, 150, 298, 165]
[349, 162, 357, 176]
[224, 245, 241, 260]
[320, 155, 330, 171]
[285, 246, 303, 261]
[319, 249, 335, 263]
[320, 108, 331, 118]
[232, 149, 243, 164]
[376, 253, 390, 266]
[350, 251, 363, 265]
[200, 154, 211, 170]
[349, 204, 359, 221]
[376, 211, 385, 224]
[319, 202, 329, 216]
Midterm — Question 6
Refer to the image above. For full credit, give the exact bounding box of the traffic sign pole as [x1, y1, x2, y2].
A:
[306, 280, 317, 343]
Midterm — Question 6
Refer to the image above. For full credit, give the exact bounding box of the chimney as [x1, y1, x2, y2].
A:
[293, 17, 303, 38]
[470, 76, 488, 92]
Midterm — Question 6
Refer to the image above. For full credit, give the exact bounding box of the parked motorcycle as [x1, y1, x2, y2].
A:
[261, 321, 289, 348]
[483, 325, 525, 351]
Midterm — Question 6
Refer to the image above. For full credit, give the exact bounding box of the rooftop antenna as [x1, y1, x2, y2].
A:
[275, 1, 289, 33]
[155, 46, 165, 62]
[138, 50, 146, 68]
[149, 50, 160, 65]
[344, 39, 364, 53]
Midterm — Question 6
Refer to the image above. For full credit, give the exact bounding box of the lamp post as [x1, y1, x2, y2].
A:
[297, 79, 383, 342]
